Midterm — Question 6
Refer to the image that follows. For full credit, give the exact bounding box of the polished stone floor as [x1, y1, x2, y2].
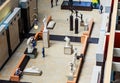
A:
[0, 0, 109, 83]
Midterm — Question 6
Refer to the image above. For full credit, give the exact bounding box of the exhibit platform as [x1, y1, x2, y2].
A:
[61, 1, 93, 11]
[24, 48, 37, 59]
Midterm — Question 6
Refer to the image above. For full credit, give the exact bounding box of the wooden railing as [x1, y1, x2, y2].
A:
[67, 18, 94, 83]
[10, 54, 30, 82]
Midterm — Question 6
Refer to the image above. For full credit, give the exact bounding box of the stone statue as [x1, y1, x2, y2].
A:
[73, 50, 78, 68]
[43, 16, 47, 32]
[42, 16, 50, 48]
[74, 48, 77, 56]
[80, 14, 83, 22]
[73, 55, 77, 67]
[70, 48, 78, 71]
[64, 36, 70, 47]
[70, 62, 74, 72]
[27, 36, 36, 53]
[84, 18, 88, 31]
[69, 62, 74, 76]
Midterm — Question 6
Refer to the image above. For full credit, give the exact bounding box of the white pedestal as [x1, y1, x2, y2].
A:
[24, 48, 37, 59]
[23, 67, 42, 76]
[64, 45, 73, 55]
[43, 30, 50, 48]
[80, 21, 84, 26]
[84, 23, 88, 31]
[67, 75, 74, 81]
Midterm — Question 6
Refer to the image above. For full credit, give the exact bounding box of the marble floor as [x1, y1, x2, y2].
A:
[0, 0, 109, 83]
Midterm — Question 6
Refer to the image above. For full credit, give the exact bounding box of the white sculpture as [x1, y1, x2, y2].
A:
[27, 36, 36, 53]
[72, 55, 77, 67]
[24, 66, 42, 76]
[43, 16, 47, 32]
[64, 36, 70, 47]
[42, 16, 50, 47]
[68, 48, 78, 74]
[84, 18, 88, 31]
[73, 55, 78, 70]
[69, 62, 74, 76]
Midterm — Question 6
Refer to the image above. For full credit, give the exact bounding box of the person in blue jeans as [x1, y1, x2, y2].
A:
[42, 47, 45, 57]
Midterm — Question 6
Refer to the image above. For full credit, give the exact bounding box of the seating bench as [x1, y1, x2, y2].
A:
[10, 54, 30, 82]
[34, 16, 52, 40]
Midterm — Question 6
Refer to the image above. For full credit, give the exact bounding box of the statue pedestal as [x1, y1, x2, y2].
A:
[80, 21, 84, 26]
[84, 23, 88, 31]
[67, 75, 74, 81]
[64, 45, 73, 55]
[67, 72, 74, 81]
[43, 30, 50, 48]
[24, 48, 37, 58]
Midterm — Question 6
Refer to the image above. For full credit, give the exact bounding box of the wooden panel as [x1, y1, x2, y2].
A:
[114, 31, 120, 48]
[112, 62, 120, 72]
[103, 0, 118, 83]
[9, 17, 20, 52]
[0, 30, 9, 68]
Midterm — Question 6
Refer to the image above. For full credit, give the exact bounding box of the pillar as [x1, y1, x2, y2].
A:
[75, 18, 78, 34]
[70, 15, 73, 31]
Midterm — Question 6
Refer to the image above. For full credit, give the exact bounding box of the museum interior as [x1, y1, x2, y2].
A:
[0, 0, 120, 83]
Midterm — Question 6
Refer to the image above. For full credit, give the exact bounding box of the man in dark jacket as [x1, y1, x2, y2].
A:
[51, 0, 53, 8]
[100, 5, 103, 14]
[56, 0, 58, 6]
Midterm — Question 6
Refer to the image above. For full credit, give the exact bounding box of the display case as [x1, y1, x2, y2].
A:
[0, 25, 9, 69]
[3, 8, 21, 54]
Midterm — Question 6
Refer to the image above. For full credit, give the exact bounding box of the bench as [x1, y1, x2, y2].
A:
[34, 16, 52, 40]
[10, 54, 30, 82]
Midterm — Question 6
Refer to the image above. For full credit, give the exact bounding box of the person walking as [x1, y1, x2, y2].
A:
[100, 5, 103, 14]
[42, 47, 45, 58]
[51, 0, 53, 8]
[56, 0, 58, 6]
